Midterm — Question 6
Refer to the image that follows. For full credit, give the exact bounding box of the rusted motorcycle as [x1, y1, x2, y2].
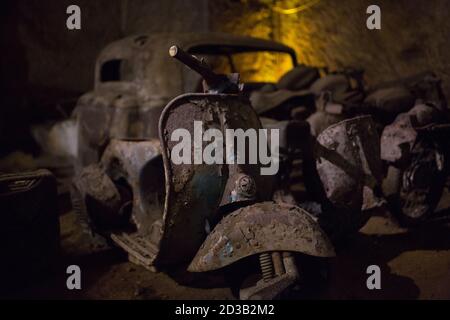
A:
[365, 71, 450, 224]
[72, 46, 336, 299]
[305, 70, 450, 225]
[381, 102, 450, 225]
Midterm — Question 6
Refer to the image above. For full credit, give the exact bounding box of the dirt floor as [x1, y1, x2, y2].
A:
[7, 189, 450, 300]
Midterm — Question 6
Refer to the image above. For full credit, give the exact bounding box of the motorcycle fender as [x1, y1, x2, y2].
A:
[188, 201, 335, 272]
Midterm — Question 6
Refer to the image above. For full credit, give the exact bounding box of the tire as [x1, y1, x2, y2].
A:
[383, 138, 446, 225]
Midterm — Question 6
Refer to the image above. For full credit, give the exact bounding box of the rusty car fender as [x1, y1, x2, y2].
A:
[99, 139, 164, 231]
[187, 201, 335, 272]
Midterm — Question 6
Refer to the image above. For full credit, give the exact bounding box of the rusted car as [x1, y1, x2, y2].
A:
[74, 32, 298, 168]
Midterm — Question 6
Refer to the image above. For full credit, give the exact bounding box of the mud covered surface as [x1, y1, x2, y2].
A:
[5, 190, 450, 300]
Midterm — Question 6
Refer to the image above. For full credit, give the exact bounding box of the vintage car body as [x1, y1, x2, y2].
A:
[75, 33, 298, 167]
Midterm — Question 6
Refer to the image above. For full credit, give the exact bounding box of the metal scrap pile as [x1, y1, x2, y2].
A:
[251, 65, 449, 226]
[2, 33, 449, 300]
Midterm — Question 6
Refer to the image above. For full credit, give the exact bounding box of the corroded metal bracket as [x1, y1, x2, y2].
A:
[240, 253, 299, 300]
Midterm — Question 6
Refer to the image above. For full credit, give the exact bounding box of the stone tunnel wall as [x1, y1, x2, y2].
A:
[2, 0, 208, 95]
[0, 0, 208, 154]
[209, 0, 450, 95]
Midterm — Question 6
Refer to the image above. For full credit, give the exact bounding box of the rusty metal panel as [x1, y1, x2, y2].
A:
[380, 113, 417, 165]
[306, 110, 346, 137]
[380, 103, 440, 165]
[315, 115, 381, 212]
[100, 139, 163, 233]
[188, 201, 335, 272]
[71, 163, 124, 233]
[75, 88, 164, 168]
[72, 138, 164, 269]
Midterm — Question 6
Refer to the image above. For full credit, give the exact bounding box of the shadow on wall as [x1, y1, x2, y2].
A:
[1, 2, 30, 155]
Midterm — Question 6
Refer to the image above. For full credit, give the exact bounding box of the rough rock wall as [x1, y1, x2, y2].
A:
[3, 0, 208, 94]
[210, 0, 450, 95]
[1, 0, 208, 154]
[8, 0, 122, 94]
[122, 0, 208, 35]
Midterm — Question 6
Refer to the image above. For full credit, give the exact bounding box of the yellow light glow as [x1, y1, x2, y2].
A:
[204, 51, 294, 83]
[210, 0, 328, 83]
[232, 51, 295, 83]
[272, 0, 320, 15]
